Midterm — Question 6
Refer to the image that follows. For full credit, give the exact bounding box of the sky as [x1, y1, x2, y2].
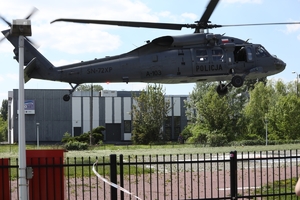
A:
[0, 0, 300, 103]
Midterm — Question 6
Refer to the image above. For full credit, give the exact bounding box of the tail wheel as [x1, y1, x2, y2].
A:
[231, 75, 244, 88]
[63, 94, 71, 101]
[216, 84, 228, 95]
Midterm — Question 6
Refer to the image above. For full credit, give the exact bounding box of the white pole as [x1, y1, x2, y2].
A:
[265, 117, 268, 146]
[18, 36, 28, 200]
[36, 123, 39, 148]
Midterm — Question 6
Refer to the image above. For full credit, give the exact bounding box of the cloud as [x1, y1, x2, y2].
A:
[285, 23, 300, 34]
[6, 73, 18, 81]
[0, 0, 159, 55]
[181, 13, 198, 21]
[223, 0, 262, 3]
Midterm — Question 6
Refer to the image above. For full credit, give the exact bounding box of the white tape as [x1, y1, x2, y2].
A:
[92, 160, 142, 200]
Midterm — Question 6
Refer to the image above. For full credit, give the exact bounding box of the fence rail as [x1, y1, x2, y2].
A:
[1, 150, 300, 200]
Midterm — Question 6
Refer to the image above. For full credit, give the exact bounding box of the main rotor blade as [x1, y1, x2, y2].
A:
[199, 0, 219, 23]
[218, 21, 300, 28]
[51, 18, 193, 30]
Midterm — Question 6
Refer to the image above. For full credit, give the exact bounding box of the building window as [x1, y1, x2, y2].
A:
[174, 116, 181, 140]
[124, 120, 131, 133]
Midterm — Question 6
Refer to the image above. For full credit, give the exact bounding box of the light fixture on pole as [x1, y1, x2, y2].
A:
[11, 18, 32, 200]
[292, 71, 299, 97]
[264, 116, 268, 146]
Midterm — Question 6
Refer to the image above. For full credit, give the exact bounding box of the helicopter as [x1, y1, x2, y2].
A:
[1, 0, 296, 101]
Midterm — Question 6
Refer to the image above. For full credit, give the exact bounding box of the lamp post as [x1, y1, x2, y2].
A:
[11, 18, 32, 200]
[292, 71, 299, 97]
[264, 116, 268, 146]
[36, 123, 40, 148]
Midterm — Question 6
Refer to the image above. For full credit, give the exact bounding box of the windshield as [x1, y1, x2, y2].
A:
[255, 45, 270, 58]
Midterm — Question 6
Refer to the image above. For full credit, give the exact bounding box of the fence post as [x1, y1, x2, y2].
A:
[110, 154, 117, 200]
[230, 151, 238, 199]
[119, 154, 124, 200]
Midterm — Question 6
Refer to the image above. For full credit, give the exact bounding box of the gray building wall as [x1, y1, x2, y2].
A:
[12, 89, 72, 143]
[10, 89, 189, 144]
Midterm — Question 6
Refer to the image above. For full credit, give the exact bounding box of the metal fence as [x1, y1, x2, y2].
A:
[1, 150, 300, 200]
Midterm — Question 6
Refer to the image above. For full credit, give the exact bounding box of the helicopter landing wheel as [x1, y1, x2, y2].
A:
[216, 84, 228, 95]
[231, 75, 244, 88]
[63, 94, 71, 102]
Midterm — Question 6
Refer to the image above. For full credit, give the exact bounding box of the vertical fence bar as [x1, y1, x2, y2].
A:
[170, 154, 173, 199]
[119, 154, 124, 200]
[176, 154, 179, 199]
[230, 151, 237, 200]
[190, 154, 193, 199]
[135, 155, 138, 198]
[183, 154, 186, 199]
[88, 157, 91, 200]
[204, 153, 206, 199]
[156, 155, 159, 200]
[163, 154, 166, 200]
[142, 155, 145, 200]
[149, 155, 152, 200]
[197, 153, 200, 199]
[81, 157, 84, 200]
[217, 153, 220, 199]
[110, 154, 117, 200]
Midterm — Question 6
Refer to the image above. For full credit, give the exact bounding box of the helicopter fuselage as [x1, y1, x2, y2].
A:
[52, 33, 285, 85]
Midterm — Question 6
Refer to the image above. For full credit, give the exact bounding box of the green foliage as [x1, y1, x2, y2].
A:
[186, 124, 208, 144]
[76, 84, 103, 92]
[0, 99, 8, 121]
[131, 84, 171, 144]
[61, 126, 105, 145]
[186, 82, 248, 146]
[65, 141, 88, 150]
[180, 125, 193, 141]
[0, 117, 7, 142]
[61, 132, 74, 143]
[185, 79, 300, 145]
[206, 130, 228, 147]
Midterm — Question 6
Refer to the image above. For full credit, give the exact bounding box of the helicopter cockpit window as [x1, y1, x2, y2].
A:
[246, 47, 253, 61]
[212, 49, 224, 62]
[196, 49, 208, 62]
[255, 45, 270, 58]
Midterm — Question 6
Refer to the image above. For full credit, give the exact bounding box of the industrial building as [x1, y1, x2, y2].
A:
[7, 89, 189, 144]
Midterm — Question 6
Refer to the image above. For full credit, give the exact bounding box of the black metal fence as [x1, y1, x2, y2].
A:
[1, 150, 300, 200]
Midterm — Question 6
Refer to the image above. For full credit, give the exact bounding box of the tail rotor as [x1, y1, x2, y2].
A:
[0, 7, 38, 44]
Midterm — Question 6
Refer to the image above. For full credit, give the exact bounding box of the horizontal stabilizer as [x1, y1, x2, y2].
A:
[24, 57, 36, 83]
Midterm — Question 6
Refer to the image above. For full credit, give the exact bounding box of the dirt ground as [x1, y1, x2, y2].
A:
[8, 165, 299, 200]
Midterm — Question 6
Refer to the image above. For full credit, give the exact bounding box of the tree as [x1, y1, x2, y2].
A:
[242, 82, 273, 139]
[131, 84, 171, 144]
[0, 99, 8, 121]
[185, 82, 248, 145]
[76, 84, 103, 92]
[0, 117, 7, 142]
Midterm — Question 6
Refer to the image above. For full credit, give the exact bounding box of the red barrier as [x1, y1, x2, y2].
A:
[0, 158, 10, 200]
[26, 150, 65, 200]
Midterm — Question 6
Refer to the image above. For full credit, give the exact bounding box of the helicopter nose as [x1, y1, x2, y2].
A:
[275, 58, 286, 72]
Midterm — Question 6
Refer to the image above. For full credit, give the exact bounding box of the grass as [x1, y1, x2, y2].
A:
[1, 143, 300, 158]
[253, 178, 298, 200]
[2, 143, 299, 198]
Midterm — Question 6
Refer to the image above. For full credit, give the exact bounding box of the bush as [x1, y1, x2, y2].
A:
[180, 125, 193, 141]
[207, 131, 228, 147]
[61, 132, 74, 143]
[61, 126, 105, 145]
[65, 141, 88, 150]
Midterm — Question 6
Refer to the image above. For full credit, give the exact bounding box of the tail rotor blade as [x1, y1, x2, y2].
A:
[0, 15, 11, 27]
[25, 7, 38, 19]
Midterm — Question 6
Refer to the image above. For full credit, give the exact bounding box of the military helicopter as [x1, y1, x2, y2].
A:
[1, 0, 296, 101]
